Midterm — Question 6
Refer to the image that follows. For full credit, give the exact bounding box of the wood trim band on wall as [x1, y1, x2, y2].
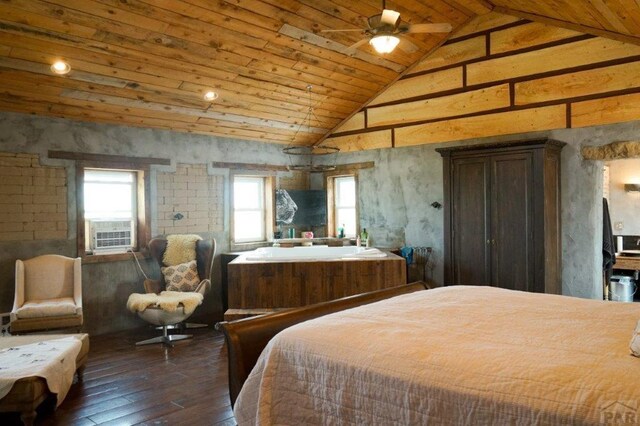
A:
[49, 150, 170, 166]
[358, 36, 627, 112]
[211, 161, 289, 171]
[328, 84, 640, 139]
[445, 19, 531, 44]
[399, 34, 595, 81]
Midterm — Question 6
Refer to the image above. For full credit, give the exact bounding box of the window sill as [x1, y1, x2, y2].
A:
[230, 241, 271, 252]
[81, 250, 149, 264]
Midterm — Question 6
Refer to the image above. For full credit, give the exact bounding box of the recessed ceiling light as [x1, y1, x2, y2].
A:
[203, 91, 218, 101]
[51, 60, 71, 75]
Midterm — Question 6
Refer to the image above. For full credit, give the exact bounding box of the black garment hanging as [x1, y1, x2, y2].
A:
[602, 198, 616, 289]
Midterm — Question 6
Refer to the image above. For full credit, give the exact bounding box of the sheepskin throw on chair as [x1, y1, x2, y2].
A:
[162, 234, 202, 266]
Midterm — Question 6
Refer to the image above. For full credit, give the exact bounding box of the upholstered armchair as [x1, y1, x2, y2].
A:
[127, 237, 215, 345]
[10, 255, 83, 333]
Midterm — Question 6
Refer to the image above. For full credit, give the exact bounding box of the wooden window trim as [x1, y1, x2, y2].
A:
[76, 161, 151, 264]
[325, 171, 359, 238]
[230, 173, 275, 247]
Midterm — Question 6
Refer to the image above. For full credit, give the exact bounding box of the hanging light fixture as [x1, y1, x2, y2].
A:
[369, 34, 400, 54]
[283, 85, 340, 173]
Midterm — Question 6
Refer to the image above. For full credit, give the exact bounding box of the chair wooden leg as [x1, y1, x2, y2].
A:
[77, 365, 86, 382]
[21, 410, 37, 425]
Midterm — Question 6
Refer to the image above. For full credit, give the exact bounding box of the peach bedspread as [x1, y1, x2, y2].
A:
[235, 286, 640, 425]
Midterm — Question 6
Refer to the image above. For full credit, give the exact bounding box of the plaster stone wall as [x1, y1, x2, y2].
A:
[0, 152, 67, 241]
[0, 111, 637, 334]
[0, 112, 291, 335]
[325, 120, 640, 300]
[157, 164, 224, 235]
[607, 158, 640, 236]
[279, 171, 309, 191]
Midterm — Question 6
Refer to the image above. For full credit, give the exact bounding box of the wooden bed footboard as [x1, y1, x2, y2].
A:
[215, 281, 431, 406]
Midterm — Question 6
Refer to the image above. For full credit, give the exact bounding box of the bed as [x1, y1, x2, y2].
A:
[221, 285, 640, 425]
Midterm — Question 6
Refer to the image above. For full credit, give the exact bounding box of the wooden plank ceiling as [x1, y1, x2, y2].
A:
[490, 0, 640, 45]
[0, 0, 478, 145]
[0, 0, 640, 147]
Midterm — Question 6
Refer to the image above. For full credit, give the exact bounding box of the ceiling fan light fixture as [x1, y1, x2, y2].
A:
[369, 34, 400, 54]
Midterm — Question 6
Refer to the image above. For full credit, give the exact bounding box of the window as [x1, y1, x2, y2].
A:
[331, 175, 357, 237]
[84, 170, 137, 253]
[77, 163, 150, 260]
[233, 176, 270, 243]
[84, 170, 136, 220]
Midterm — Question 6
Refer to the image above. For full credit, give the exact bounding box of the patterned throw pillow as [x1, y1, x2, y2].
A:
[161, 260, 201, 292]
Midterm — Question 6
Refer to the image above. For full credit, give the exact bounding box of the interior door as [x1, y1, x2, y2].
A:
[452, 157, 491, 285]
[490, 152, 534, 291]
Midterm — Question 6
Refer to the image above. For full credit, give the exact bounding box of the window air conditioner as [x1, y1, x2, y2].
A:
[89, 219, 134, 252]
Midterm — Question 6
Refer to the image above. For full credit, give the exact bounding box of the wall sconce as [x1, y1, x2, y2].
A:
[625, 184, 640, 192]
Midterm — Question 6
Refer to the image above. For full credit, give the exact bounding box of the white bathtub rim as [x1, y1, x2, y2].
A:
[242, 246, 388, 261]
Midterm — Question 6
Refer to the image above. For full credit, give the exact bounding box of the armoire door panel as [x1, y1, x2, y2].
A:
[452, 158, 490, 285]
[490, 153, 534, 291]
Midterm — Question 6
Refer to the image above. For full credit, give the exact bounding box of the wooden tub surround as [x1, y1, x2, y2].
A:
[226, 251, 406, 320]
[217, 281, 430, 406]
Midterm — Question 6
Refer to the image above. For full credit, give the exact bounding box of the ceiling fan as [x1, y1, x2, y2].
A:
[322, 0, 452, 54]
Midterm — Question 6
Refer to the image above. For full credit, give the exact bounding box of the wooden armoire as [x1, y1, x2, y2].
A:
[437, 139, 564, 294]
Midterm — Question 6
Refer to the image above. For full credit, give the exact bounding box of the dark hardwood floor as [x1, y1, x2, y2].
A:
[1, 327, 235, 425]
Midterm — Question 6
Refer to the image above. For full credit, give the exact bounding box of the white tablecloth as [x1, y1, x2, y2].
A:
[0, 336, 82, 406]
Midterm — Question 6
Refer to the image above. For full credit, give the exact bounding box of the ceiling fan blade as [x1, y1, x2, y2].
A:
[380, 9, 401, 26]
[321, 28, 366, 33]
[397, 37, 419, 53]
[406, 23, 452, 33]
[346, 38, 369, 52]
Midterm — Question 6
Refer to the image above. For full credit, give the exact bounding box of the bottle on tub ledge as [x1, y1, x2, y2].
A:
[359, 228, 369, 248]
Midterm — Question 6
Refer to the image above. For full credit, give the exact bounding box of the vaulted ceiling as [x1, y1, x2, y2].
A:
[0, 0, 639, 147]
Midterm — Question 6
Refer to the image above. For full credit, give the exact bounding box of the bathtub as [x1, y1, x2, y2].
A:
[227, 246, 406, 316]
[243, 246, 387, 261]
